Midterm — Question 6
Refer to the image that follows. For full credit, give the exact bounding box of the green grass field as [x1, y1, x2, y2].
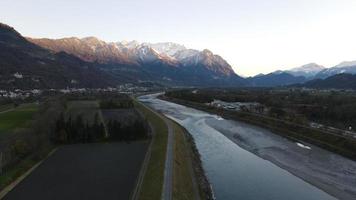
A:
[0, 103, 38, 134]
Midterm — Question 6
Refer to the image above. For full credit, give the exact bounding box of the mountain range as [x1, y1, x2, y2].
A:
[28, 36, 245, 87]
[1, 22, 356, 89]
[287, 63, 325, 78]
[248, 62, 356, 87]
[299, 73, 356, 90]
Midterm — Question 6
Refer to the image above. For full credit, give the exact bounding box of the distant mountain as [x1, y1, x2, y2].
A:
[0, 23, 118, 90]
[286, 63, 325, 78]
[29, 37, 244, 86]
[301, 73, 356, 89]
[247, 63, 324, 87]
[247, 72, 306, 87]
[314, 61, 356, 79]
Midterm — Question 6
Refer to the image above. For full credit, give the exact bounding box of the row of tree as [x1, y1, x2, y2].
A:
[53, 113, 105, 143]
[53, 113, 148, 143]
[100, 98, 133, 109]
[107, 119, 147, 141]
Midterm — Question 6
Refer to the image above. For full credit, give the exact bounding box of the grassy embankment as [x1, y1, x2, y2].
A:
[134, 99, 206, 200]
[133, 100, 167, 200]
[171, 121, 213, 200]
[171, 121, 196, 200]
[161, 95, 356, 161]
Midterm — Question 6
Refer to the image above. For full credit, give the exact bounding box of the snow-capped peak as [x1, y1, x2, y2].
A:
[290, 63, 325, 73]
[118, 40, 140, 49]
[285, 63, 325, 78]
[147, 42, 186, 56]
[334, 61, 356, 68]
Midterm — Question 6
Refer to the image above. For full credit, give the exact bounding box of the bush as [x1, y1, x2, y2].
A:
[13, 139, 30, 158]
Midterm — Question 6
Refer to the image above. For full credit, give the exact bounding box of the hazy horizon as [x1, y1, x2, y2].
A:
[1, 0, 356, 76]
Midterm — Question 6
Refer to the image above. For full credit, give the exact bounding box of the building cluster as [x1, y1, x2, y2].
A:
[0, 84, 153, 99]
[206, 99, 265, 113]
[0, 89, 41, 99]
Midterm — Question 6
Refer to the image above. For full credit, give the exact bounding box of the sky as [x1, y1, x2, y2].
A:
[1, 0, 356, 76]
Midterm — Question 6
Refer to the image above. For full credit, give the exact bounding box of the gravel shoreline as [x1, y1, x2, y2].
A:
[207, 116, 356, 200]
[181, 126, 215, 200]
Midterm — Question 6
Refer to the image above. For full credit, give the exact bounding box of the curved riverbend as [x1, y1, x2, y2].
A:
[138, 94, 356, 200]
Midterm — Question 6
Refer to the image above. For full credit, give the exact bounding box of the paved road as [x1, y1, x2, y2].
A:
[161, 117, 174, 200]
[3, 142, 148, 200]
[139, 94, 201, 200]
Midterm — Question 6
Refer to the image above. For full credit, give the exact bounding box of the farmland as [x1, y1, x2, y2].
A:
[0, 92, 208, 200]
[1, 93, 152, 199]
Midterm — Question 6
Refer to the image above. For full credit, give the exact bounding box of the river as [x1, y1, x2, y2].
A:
[138, 94, 356, 200]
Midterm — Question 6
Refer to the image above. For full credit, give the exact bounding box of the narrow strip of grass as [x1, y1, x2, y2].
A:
[171, 121, 197, 200]
[0, 158, 37, 191]
[133, 100, 168, 200]
[0, 145, 54, 192]
[0, 104, 14, 112]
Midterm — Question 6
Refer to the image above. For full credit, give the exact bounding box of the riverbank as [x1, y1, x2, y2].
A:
[135, 98, 213, 200]
[170, 120, 214, 200]
[159, 95, 356, 200]
[133, 101, 167, 200]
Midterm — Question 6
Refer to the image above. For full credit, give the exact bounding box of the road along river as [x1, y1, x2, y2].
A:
[138, 94, 356, 200]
